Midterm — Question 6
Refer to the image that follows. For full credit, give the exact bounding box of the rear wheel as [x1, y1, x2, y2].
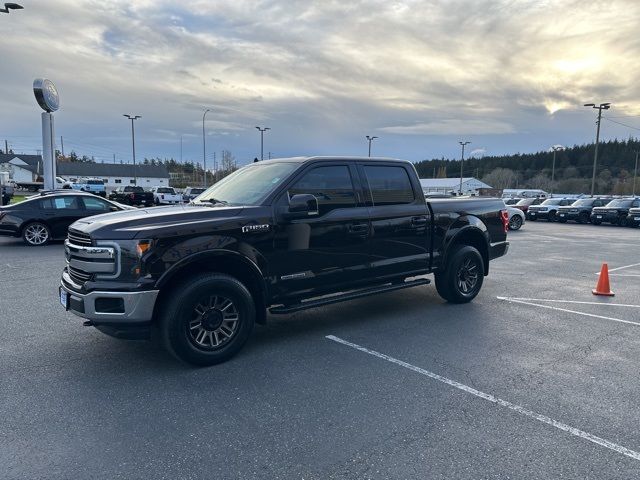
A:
[159, 273, 255, 366]
[508, 215, 523, 231]
[22, 222, 51, 246]
[435, 245, 484, 303]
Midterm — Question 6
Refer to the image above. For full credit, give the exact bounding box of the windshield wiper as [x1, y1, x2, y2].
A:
[207, 198, 228, 205]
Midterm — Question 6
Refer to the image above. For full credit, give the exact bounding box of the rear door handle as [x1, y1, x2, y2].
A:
[411, 216, 428, 226]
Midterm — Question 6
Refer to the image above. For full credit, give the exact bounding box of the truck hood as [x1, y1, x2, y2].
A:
[70, 204, 247, 240]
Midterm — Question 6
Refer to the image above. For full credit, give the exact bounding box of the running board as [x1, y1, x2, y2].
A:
[269, 278, 430, 315]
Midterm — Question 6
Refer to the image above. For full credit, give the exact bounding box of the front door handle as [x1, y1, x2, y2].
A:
[348, 223, 369, 235]
[410, 216, 428, 226]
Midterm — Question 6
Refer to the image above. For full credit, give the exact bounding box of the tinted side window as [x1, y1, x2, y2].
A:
[288, 165, 356, 216]
[364, 166, 414, 206]
[82, 197, 111, 211]
[39, 196, 80, 210]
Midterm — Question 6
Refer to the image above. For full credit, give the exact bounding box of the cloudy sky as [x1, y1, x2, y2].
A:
[1, 0, 640, 168]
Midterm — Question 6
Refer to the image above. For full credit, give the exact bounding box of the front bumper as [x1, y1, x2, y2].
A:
[591, 213, 619, 223]
[60, 278, 159, 324]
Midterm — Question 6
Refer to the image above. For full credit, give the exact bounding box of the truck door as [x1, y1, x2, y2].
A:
[270, 162, 372, 300]
[358, 163, 430, 280]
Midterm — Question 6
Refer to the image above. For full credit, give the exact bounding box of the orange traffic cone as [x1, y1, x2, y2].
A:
[593, 263, 615, 296]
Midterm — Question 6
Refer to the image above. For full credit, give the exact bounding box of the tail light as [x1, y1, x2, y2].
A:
[500, 209, 509, 233]
[129, 193, 135, 200]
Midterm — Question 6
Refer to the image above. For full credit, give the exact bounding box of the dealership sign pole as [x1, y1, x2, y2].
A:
[33, 78, 60, 191]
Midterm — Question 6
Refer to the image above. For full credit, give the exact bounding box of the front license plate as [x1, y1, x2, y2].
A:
[59, 288, 69, 310]
[559, 213, 565, 217]
[530, 212, 536, 215]
[596, 215, 602, 219]
[635, 217, 640, 221]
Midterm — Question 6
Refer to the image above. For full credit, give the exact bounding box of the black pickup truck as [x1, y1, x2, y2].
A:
[108, 186, 154, 207]
[59, 157, 509, 365]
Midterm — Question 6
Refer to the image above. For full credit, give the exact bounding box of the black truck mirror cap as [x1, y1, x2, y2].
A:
[288, 194, 319, 216]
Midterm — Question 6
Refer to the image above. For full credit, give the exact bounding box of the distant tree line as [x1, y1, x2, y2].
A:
[414, 138, 640, 195]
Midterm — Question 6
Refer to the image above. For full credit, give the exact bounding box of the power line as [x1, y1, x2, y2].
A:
[602, 117, 640, 131]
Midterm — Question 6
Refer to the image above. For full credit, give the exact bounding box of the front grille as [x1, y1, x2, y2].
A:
[68, 265, 93, 285]
[68, 230, 92, 246]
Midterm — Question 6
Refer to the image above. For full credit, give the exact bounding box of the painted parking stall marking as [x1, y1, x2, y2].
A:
[326, 335, 640, 462]
[497, 297, 640, 327]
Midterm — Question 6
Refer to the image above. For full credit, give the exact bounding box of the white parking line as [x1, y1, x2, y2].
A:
[497, 297, 640, 327]
[326, 335, 640, 462]
[608, 263, 640, 273]
[498, 297, 640, 308]
[593, 263, 640, 275]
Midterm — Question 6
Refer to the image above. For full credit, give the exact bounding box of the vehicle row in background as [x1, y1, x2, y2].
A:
[505, 195, 640, 227]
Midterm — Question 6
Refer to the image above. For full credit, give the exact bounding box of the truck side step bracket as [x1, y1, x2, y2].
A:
[269, 278, 430, 315]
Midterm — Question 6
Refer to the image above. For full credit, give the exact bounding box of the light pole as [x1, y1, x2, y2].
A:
[366, 135, 378, 157]
[550, 145, 564, 195]
[123, 114, 141, 185]
[584, 102, 611, 196]
[256, 126, 270, 160]
[202, 109, 211, 187]
[459, 141, 471, 195]
[633, 150, 639, 197]
[0, 3, 23, 13]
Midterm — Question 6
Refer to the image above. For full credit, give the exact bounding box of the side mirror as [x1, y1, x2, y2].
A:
[287, 194, 319, 218]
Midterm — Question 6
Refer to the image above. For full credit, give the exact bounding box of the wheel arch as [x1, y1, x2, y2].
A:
[155, 250, 268, 325]
[444, 224, 490, 275]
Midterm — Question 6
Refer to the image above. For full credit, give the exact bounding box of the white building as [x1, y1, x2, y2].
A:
[57, 162, 170, 189]
[0, 154, 42, 183]
[419, 177, 492, 195]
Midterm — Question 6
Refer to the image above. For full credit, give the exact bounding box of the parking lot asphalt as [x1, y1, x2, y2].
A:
[1, 222, 639, 479]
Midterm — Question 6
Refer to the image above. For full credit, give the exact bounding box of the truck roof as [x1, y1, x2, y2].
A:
[258, 156, 411, 165]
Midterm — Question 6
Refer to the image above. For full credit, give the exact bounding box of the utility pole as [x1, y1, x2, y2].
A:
[256, 126, 270, 160]
[60, 136, 64, 157]
[268, 152, 272, 160]
[550, 145, 564, 195]
[180, 135, 183, 163]
[584, 102, 611, 196]
[366, 135, 378, 157]
[634, 151, 639, 196]
[213, 151, 217, 182]
[4, 139, 7, 155]
[459, 141, 471, 195]
[202, 108, 211, 188]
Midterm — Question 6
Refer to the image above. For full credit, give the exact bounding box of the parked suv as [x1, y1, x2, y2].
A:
[558, 197, 611, 224]
[628, 207, 640, 227]
[591, 198, 640, 226]
[514, 197, 544, 214]
[526, 198, 575, 222]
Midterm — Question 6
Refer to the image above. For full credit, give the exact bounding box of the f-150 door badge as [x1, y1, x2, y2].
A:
[242, 224, 271, 233]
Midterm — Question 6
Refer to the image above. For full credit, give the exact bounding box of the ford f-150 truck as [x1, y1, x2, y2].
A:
[59, 156, 509, 366]
[108, 186, 154, 207]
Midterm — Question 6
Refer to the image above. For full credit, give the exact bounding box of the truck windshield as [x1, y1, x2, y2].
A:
[196, 162, 298, 206]
[572, 199, 594, 206]
[157, 188, 175, 193]
[125, 187, 144, 192]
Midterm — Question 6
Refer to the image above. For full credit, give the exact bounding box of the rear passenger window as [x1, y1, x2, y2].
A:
[288, 165, 356, 216]
[364, 166, 414, 205]
[39, 196, 80, 210]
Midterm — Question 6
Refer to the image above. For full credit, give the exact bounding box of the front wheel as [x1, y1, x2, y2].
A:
[435, 245, 484, 304]
[547, 211, 557, 222]
[22, 222, 51, 246]
[159, 273, 255, 366]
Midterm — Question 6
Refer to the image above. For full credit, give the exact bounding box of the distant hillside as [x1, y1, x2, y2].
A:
[413, 138, 640, 195]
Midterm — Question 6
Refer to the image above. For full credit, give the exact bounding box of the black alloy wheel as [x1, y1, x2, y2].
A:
[159, 273, 255, 366]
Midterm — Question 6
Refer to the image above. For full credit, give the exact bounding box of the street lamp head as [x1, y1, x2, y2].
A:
[584, 103, 595, 107]
[459, 141, 471, 146]
[123, 114, 141, 120]
[1, 3, 23, 12]
[601, 103, 611, 109]
[366, 135, 378, 141]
